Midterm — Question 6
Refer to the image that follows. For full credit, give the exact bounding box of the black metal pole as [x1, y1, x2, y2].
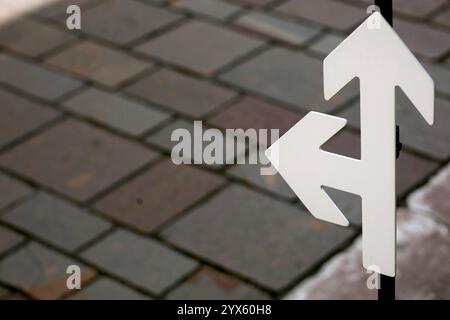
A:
[374, 0, 397, 301]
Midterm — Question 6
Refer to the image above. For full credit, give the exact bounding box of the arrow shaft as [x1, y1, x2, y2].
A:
[360, 80, 396, 276]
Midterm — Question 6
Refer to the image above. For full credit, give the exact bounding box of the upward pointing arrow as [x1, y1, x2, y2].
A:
[266, 12, 434, 277]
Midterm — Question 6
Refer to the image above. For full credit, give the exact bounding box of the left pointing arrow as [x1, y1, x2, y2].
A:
[266, 111, 360, 227]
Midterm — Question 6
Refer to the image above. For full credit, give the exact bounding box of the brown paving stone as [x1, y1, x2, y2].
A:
[0, 119, 157, 202]
[408, 164, 450, 226]
[95, 159, 225, 233]
[285, 209, 450, 299]
[162, 184, 355, 291]
[0, 242, 96, 299]
[0, 225, 24, 255]
[0, 18, 75, 57]
[46, 41, 152, 87]
[209, 96, 303, 145]
[81, 229, 198, 295]
[276, 0, 365, 32]
[0, 53, 81, 101]
[396, 18, 450, 60]
[0, 88, 60, 148]
[393, 0, 447, 18]
[167, 267, 269, 299]
[236, 0, 274, 6]
[135, 21, 263, 76]
[0, 172, 32, 211]
[220, 48, 358, 114]
[82, 0, 181, 45]
[126, 69, 236, 117]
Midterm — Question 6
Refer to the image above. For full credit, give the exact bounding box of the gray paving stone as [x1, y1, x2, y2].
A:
[423, 63, 450, 97]
[0, 242, 96, 299]
[0, 88, 60, 148]
[146, 119, 246, 167]
[167, 267, 269, 300]
[135, 21, 263, 76]
[0, 18, 75, 57]
[276, 0, 365, 32]
[2, 192, 111, 251]
[173, 0, 241, 20]
[162, 184, 355, 291]
[0, 173, 32, 211]
[396, 18, 450, 60]
[46, 41, 152, 87]
[285, 208, 450, 299]
[95, 159, 225, 233]
[339, 95, 450, 160]
[235, 11, 320, 45]
[408, 163, 450, 226]
[0, 119, 157, 202]
[433, 7, 450, 28]
[70, 277, 149, 300]
[81, 229, 198, 295]
[62, 88, 171, 136]
[0, 225, 24, 255]
[308, 33, 345, 57]
[82, 0, 181, 45]
[126, 69, 236, 117]
[221, 48, 358, 113]
[237, 0, 274, 6]
[0, 53, 81, 100]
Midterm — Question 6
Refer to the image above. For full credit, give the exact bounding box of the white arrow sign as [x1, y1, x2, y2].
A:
[265, 12, 434, 277]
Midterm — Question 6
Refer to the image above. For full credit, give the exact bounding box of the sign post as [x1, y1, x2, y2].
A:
[266, 5, 434, 301]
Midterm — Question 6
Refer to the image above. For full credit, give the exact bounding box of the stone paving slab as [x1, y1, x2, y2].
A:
[70, 277, 149, 300]
[2, 192, 111, 251]
[46, 41, 152, 87]
[276, 0, 366, 32]
[167, 267, 269, 300]
[0, 18, 75, 57]
[0, 53, 81, 100]
[0, 172, 32, 211]
[94, 159, 225, 233]
[62, 87, 171, 136]
[172, 0, 242, 20]
[146, 119, 247, 168]
[234, 10, 321, 46]
[0, 242, 96, 299]
[162, 184, 355, 291]
[0, 225, 24, 255]
[285, 207, 450, 299]
[135, 20, 264, 76]
[126, 69, 237, 117]
[0, 119, 157, 202]
[81, 229, 198, 295]
[220, 48, 358, 113]
[0, 88, 60, 149]
[82, 0, 181, 45]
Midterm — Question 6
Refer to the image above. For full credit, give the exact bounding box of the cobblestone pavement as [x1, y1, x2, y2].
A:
[0, 0, 449, 300]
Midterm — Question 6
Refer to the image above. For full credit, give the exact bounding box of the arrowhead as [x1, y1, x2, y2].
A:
[324, 12, 434, 125]
[265, 112, 353, 227]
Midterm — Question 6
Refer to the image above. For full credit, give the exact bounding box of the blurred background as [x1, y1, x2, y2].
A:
[0, 0, 449, 300]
